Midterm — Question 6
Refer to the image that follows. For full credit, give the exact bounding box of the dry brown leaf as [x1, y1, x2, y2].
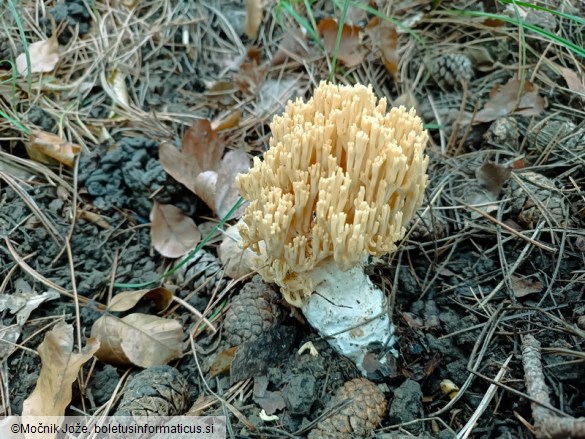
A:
[215, 151, 250, 219]
[245, 0, 263, 39]
[511, 275, 542, 298]
[236, 47, 267, 94]
[182, 119, 224, 175]
[26, 130, 81, 167]
[466, 162, 512, 219]
[475, 77, 546, 123]
[16, 35, 59, 76]
[160, 120, 221, 199]
[476, 162, 512, 196]
[317, 18, 364, 67]
[159, 120, 249, 218]
[559, 66, 585, 95]
[366, 17, 398, 79]
[91, 313, 182, 367]
[107, 287, 174, 312]
[150, 202, 200, 258]
[271, 29, 308, 66]
[219, 221, 257, 278]
[159, 140, 200, 195]
[22, 322, 99, 431]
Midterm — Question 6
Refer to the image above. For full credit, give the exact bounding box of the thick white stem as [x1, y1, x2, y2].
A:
[300, 258, 395, 374]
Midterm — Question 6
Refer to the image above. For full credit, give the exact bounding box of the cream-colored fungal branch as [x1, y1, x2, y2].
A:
[237, 81, 428, 306]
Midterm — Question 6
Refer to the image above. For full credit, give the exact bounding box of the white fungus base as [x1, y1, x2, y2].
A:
[301, 258, 395, 374]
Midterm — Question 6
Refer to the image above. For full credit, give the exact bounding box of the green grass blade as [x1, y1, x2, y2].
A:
[446, 9, 585, 58]
[330, 0, 351, 82]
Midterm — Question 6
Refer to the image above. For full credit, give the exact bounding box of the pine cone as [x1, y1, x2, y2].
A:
[526, 118, 582, 153]
[173, 249, 226, 295]
[114, 366, 190, 417]
[506, 171, 569, 228]
[308, 378, 387, 439]
[485, 117, 520, 149]
[430, 54, 473, 89]
[223, 275, 283, 347]
[409, 208, 449, 241]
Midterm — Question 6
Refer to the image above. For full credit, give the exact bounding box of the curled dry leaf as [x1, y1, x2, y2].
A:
[91, 313, 183, 368]
[159, 120, 250, 219]
[317, 17, 364, 67]
[211, 110, 241, 132]
[16, 35, 59, 76]
[107, 68, 130, 107]
[245, 0, 263, 39]
[27, 130, 81, 167]
[366, 17, 398, 79]
[159, 121, 219, 194]
[474, 77, 546, 123]
[150, 202, 200, 258]
[107, 287, 174, 312]
[22, 322, 99, 431]
[76, 210, 111, 229]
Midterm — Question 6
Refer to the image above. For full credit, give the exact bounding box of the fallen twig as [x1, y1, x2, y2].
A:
[522, 334, 585, 438]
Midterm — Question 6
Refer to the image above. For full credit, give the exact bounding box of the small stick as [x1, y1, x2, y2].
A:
[522, 334, 585, 438]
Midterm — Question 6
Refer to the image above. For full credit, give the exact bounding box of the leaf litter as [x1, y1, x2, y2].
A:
[474, 76, 546, 123]
[159, 119, 249, 219]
